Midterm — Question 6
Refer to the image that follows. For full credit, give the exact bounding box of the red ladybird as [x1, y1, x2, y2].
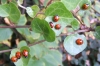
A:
[22, 50, 28, 58]
[16, 51, 21, 59]
[49, 22, 54, 28]
[55, 24, 61, 30]
[53, 15, 59, 22]
[82, 4, 89, 10]
[76, 39, 83, 45]
[11, 56, 17, 62]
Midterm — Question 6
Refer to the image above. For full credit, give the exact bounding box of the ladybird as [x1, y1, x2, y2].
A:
[11, 56, 17, 62]
[55, 24, 61, 30]
[76, 39, 83, 45]
[49, 22, 54, 28]
[22, 50, 28, 58]
[16, 51, 21, 59]
[53, 15, 59, 22]
[82, 4, 89, 10]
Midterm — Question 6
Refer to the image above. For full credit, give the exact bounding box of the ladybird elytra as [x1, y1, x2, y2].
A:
[11, 56, 17, 62]
[22, 50, 28, 58]
[82, 4, 89, 10]
[16, 51, 21, 59]
[53, 15, 59, 22]
[49, 22, 54, 28]
[55, 24, 61, 30]
[76, 39, 83, 45]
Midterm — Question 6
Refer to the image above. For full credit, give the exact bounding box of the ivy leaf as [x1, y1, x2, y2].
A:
[31, 18, 55, 42]
[61, 0, 82, 10]
[94, 26, 100, 39]
[64, 34, 87, 55]
[83, 15, 90, 27]
[0, 28, 13, 42]
[0, 3, 20, 23]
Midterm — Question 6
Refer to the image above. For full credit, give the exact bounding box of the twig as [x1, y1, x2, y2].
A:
[0, 25, 30, 28]
[71, 11, 83, 25]
[0, 28, 95, 54]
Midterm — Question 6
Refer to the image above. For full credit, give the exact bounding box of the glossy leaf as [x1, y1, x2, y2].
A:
[31, 18, 55, 42]
[64, 34, 87, 55]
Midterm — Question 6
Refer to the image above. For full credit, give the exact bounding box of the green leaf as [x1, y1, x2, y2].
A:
[10, 48, 20, 58]
[64, 34, 87, 55]
[28, 58, 45, 66]
[94, 1, 100, 14]
[83, 15, 90, 27]
[16, 28, 30, 37]
[0, 28, 13, 42]
[1, 0, 7, 4]
[41, 54, 59, 66]
[26, 7, 34, 18]
[20, 46, 30, 52]
[30, 44, 49, 58]
[45, 2, 80, 36]
[94, 26, 100, 39]
[42, 41, 58, 48]
[31, 5, 40, 18]
[61, 0, 82, 10]
[31, 18, 55, 42]
[71, 19, 80, 30]
[48, 50, 63, 65]
[18, 41, 27, 48]
[45, 2, 73, 18]
[0, 3, 20, 23]
[45, 16, 77, 36]
[17, 15, 27, 25]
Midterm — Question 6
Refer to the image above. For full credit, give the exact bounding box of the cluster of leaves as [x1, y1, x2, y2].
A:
[0, 0, 100, 66]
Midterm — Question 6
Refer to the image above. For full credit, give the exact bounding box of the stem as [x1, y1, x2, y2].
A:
[0, 28, 94, 54]
[17, 1, 26, 9]
[0, 25, 30, 28]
